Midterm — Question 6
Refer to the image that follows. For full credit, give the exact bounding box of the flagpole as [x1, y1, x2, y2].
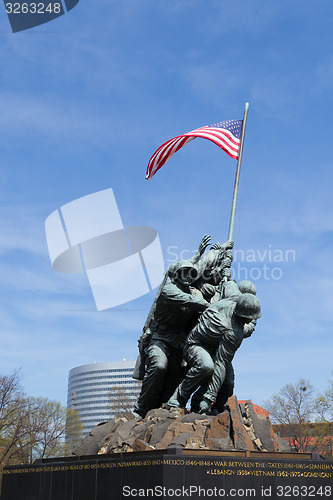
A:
[227, 102, 249, 241]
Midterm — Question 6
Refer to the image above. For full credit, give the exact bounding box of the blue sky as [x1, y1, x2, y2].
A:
[0, 1, 332, 409]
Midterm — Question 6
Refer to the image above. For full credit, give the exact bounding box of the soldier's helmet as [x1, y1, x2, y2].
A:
[234, 293, 262, 320]
[238, 280, 257, 295]
[168, 260, 198, 281]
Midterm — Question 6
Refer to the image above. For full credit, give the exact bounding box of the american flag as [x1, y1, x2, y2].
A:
[145, 119, 243, 180]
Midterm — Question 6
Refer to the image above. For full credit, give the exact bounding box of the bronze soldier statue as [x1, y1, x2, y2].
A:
[133, 236, 213, 418]
[166, 291, 261, 414]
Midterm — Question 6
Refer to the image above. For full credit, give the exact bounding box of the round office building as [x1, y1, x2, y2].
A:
[67, 360, 141, 436]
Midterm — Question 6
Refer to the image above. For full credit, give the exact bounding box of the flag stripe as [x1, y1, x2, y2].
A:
[189, 126, 240, 148]
[183, 131, 239, 156]
[157, 137, 193, 169]
[150, 136, 185, 168]
[146, 119, 242, 180]
[147, 136, 194, 179]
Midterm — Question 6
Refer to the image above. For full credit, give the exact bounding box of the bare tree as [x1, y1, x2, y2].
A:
[263, 378, 318, 452]
[15, 398, 83, 463]
[315, 378, 333, 458]
[0, 371, 28, 466]
[107, 386, 133, 415]
[0, 371, 83, 466]
[107, 383, 141, 416]
[317, 378, 333, 421]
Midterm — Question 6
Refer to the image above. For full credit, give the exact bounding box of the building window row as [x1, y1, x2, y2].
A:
[72, 392, 139, 400]
[68, 393, 139, 405]
[69, 368, 134, 381]
[69, 389, 140, 398]
[75, 403, 108, 409]
[68, 373, 134, 387]
[69, 380, 140, 391]
[72, 400, 110, 405]
[79, 412, 112, 418]
[71, 397, 138, 406]
[80, 419, 111, 425]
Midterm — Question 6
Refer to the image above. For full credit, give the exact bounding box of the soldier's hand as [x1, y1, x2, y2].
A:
[222, 240, 234, 250]
[211, 242, 222, 250]
[201, 283, 216, 301]
[198, 397, 213, 414]
[243, 320, 256, 338]
[198, 234, 211, 255]
[141, 328, 152, 348]
[222, 268, 232, 281]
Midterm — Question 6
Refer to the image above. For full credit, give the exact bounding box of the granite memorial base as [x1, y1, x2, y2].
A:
[1, 448, 332, 500]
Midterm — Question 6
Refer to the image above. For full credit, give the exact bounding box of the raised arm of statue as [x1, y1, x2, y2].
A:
[161, 283, 209, 312]
[194, 240, 234, 282]
[210, 240, 234, 251]
[189, 234, 211, 265]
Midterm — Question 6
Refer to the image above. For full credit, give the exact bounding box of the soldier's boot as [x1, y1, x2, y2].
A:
[166, 388, 187, 409]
